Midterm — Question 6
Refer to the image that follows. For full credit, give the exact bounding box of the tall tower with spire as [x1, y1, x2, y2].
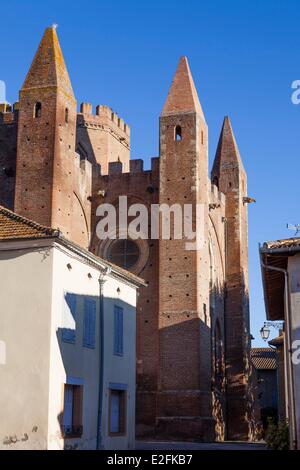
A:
[14, 26, 91, 248]
[157, 57, 214, 440]
[212, 116, 252, 440]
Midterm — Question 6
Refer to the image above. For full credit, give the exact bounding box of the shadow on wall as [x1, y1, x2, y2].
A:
[55, 291, 134, 450]
[149, 316, 213, 441]
[210, 283, 226, 442]
[0, 116, 17, 211]
[211, 281, 257, 442]
[223, 273, 258, 441]
[76, 117, 97, 165]
[136, 282, 252, 443]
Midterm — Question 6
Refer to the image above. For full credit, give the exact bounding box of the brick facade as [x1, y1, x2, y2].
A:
[0, 27, 254, 441]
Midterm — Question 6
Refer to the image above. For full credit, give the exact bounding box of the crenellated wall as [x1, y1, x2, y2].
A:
[76, 103, 130, 174]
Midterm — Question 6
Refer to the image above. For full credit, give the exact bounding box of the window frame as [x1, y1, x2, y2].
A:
[174, 125, 182, 141]
[34, 102, 42, 119]
[61, 379, 84, 439]
[108, 388, 127, 436]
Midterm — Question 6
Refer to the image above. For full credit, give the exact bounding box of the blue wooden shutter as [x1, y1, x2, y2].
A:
[83, 297, 96, 348]
[114, 306, 123, 356]
[63, 385, 74, 429]
[62, 293, 77, 343]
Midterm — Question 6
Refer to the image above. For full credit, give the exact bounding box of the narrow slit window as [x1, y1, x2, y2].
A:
[175, 125, 182, 141]
[65, 108, 69, 123]
[34, 102, 42, 119]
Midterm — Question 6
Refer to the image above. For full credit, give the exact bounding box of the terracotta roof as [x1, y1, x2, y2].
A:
[263, 237, 300, 250]
[0, 206, 58, 239]
[0, 205, 146, 287]
[251, 348, 278, 370]
[269, 335, 284, 347]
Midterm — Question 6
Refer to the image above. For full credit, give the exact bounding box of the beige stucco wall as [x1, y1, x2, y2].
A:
[48, 243, 137, 450]
[0, 244, 53, 449]
[101, 278, 137, 450]
[0, 239, 138, 450]
[47, 244, 102, 450]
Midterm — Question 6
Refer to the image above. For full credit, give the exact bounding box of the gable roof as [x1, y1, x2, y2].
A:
[251, 348, 278, 370]
[0, 206, 58, 240]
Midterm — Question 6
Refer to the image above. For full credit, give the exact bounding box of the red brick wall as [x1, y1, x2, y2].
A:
[90, 159, 160, 437]
[157, 110, 215, 441]
[0, 109, 17, 210]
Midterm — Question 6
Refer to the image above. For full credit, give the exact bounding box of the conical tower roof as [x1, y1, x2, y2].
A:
[21, 26, 74, 99]
[161, 56, 205, 120]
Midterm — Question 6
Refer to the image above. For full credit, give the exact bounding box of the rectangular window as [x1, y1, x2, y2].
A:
[62, 292, 77, 343]
[114, 306, 123, 356]
[109, 389, 126, 435]
[62, 383, 83, 438]
[83, 297, 96, 348]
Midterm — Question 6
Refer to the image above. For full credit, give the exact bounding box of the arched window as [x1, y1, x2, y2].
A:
[65, 108, 69, 123]
[175, 125, 182, 141]
[34, 102, 42, 118]
[107, 239, 140, 270]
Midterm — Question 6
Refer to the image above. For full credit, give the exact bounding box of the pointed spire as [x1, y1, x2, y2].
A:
[212, 116, 244, 177]
[161, 56, 205, 119]
[21, 26, 74, 99]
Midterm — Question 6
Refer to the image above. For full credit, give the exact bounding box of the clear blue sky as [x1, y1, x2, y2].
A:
[1, 0, 299, 346]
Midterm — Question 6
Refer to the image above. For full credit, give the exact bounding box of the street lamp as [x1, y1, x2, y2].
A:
[260, 324, 271, 341]
[260, 321, 283, 341]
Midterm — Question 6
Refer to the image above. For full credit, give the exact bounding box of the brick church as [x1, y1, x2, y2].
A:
[0, 26, 255, 441]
